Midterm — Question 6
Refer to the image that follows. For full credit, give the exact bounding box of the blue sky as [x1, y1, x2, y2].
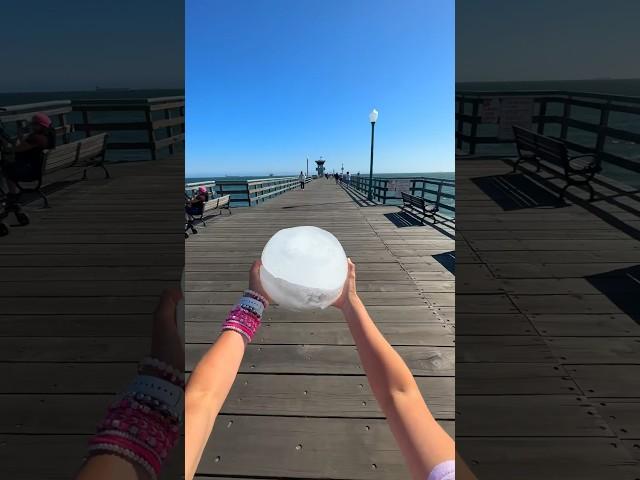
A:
[0, 0, 183, 91]
[457, 0, 640, 82]
[187, 0, 454, 176]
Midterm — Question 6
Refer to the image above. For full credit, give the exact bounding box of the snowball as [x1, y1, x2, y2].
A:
[260, 226, 348, 310]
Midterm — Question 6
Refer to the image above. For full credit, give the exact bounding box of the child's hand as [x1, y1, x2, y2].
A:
[332, 258, 358, 311]
[249, 260, 272, 304]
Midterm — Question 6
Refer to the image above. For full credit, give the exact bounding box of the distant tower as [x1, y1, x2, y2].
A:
[341, 163, 344, 175]
[315, 156, 326, 177]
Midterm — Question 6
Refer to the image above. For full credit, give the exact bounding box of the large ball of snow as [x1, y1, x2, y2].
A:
[260, 226, 348, 310]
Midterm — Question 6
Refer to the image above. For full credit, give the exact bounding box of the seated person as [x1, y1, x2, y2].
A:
[185, 186, 209, 217]
[1, 112, 56, 209]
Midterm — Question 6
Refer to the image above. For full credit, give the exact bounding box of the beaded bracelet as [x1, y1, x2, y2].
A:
[236, 295, 265, 317]
[89, 435, 160, 480]
[138, 358, 185, 388]
[139, 357, 185, 385]
[244, 289, 269, 308]
[221, 305, 262, 342]
[88, 372, 184, 478]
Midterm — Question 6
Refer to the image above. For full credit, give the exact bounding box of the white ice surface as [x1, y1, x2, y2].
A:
[260, 226, 348, 310]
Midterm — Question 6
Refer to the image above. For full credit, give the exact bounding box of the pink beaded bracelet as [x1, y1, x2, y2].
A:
[221, 305, 262, 342]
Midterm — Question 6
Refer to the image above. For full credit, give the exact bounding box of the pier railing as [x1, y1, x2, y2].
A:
[185, 180, 216, 198]
[410, 177, 456, 218]
[456, 90, 640, 173]
[72, 96, 184, 161]
[347, 175, 455, 216]
[350, 175, 390, 202]
[214, 177, 302, 207]
[0, 97, 185, 162]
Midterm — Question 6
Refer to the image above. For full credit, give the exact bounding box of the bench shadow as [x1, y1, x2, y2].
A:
[471, 173, 564, 211]
[433, 251, 455, 275]
[585, 265, 640, 323]
[384, 211, 424, 227]
[502, 159, 640, 241]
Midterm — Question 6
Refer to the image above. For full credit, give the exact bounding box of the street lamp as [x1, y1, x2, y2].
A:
[368, 108, 378, 201]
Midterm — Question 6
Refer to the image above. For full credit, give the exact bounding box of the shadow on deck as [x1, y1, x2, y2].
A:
[456, 155, 640, 479]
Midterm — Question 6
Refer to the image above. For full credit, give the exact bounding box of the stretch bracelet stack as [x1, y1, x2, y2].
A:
[88, 359, 184, 479]
[138, 356, 186, 387]
[221, 290, 268, 342]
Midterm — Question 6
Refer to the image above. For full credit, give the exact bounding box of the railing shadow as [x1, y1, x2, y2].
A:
[338, 183, 378, 207]
[586, 265, 640, 323]
[433, 251, 455, 275]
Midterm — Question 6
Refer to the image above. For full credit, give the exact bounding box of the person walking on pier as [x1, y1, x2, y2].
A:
[184, 259, 462, 480]
[345, 171, 351, 186]
[298, 171, 305, 189]
[334, 172, 339, 184]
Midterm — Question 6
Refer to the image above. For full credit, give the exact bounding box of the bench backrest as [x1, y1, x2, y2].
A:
[43, 142, 80, 173]
[217, 194, 230, 207]
[43, 133, 109, 174]
[513, 126, 567, 165]
[203, 198, 220, 212]
[401, 191, 425, 207]
[77, 133, 108, 162]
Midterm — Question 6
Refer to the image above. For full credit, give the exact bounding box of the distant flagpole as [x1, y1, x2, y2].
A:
[306, 157, 309, 177]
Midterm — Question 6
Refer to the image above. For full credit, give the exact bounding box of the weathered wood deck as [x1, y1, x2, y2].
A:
[0, 157, 184, 479]
[456, 157, 640, 479]
[186, 178, 455, 479]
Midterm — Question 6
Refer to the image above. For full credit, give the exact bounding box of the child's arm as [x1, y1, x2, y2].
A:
[184, 260, 269, 480]
[334, 259, 455, 480]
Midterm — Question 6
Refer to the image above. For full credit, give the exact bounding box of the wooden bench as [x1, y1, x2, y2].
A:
[16, 133, 109, 207]
[189, 194, 231, 227]
[401, 191, 437, 222]
[513, 126, 602, 201]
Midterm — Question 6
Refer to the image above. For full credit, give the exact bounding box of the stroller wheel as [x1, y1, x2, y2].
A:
[185, 232, 189, 239]
[0, 222, 9, 237]
[191, 228, 198, 234]
[15, 211, 30, 226]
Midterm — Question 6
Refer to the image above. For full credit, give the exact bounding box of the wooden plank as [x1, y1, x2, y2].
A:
[456, 336, 556, 363]
[0, 435, 183, 480]
[197, 415, 454, 479]
[567, 365, 640, 397]
[187, 304, 439, 323]
[529, 314, 640, 336]
[187, 344, 455, 376]
[458, 438, 640, 480]
[455, 313, 535, 335]
[457, 363, 577, 395]
[221, 374, 454, 419]
[547, 337, 640, 364]
[187, 322, 454, 346]
[457, 395, 613, 436]
[595, 400, 640, 439]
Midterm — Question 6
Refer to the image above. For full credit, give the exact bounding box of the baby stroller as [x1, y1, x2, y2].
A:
[0, 110, 31, 237]
[184, 192, 198, 238]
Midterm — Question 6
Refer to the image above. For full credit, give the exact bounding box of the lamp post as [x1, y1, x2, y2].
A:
[368, 108, 378, 201]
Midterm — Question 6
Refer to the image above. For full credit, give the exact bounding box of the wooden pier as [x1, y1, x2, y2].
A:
[0, 157, 185, 479]
[186, 178, 455, 479]
[0, 159, 454, 479]
[456, 156, 640, 479]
